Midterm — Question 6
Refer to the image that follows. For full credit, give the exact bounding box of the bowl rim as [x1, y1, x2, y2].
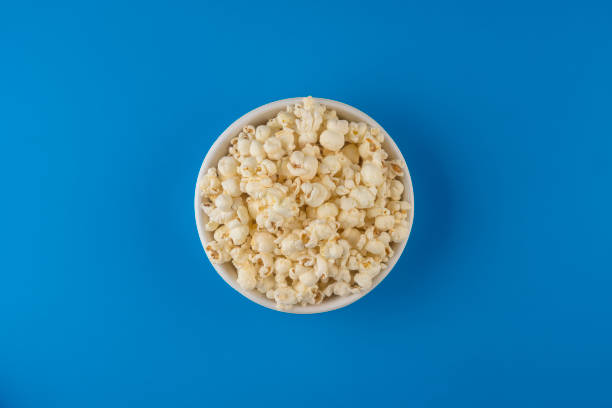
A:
[194, 97, 414, 314]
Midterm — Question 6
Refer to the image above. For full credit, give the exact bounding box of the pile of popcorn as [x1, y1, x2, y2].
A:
[199, 97, 411, 309]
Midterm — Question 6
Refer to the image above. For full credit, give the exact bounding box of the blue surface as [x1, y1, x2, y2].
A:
[1, 1, 612, 407]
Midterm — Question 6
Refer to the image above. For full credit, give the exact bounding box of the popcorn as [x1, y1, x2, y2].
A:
[251, 232, 275, 253]
[387, 160, 404, 177]
[236, 262, 257, 290]
[389, 179, 405, 200]
[301, 182, 330, 207]
[204, 219, 219, 232]
[348, 122, 367, 143]
[214, 194, 233, 211]
[256, 159, 277, 177]
[319, 175, 337, 193]
[208, 207, 234, 224]
[294, 100, 323, 147]
[274, 257, 292, 276]
[359, 256, 381, 276]
[238, 156, 258, 177]
[236, 137, 251, 157]
[252, 252, 274, 278]
[326, 119, 349, 136]
[349, 186, 376, 209]
[298, 270, 318, 287]
[200, 168, 222, 196]
[374, 214, 395, 231]
[287, 151, 318, 180]
[277, 129, 296, 153]
[354, 272, 372, 289]
[274, 287, 298, 308]
[263, 137, 285, 160]
[319, 154, 342, 175]
[255, 125, 272, 142]
[249, 140, 266, 162]
[243, 125, 256, 138]
[358, 136, 380, 160]
[338, 208, 365, 229]
[321, 239, 344, 260]
[390, 220, 411, 243]
[314, 255, 328, 279]
[277, 111, 295, 128]
[305, 219, 335, 241]
[256, 275, 275, 294]
[364, 239, 386, 257]
[319, 129, 345, 151]
[243, 176, 273, 198]
[205, 241, 231, 264]
[317, 202, 338, 219]
[199, 97, 411, 309]
[338, 196, 358, 210]
[335, 185, 350, 196]
[217, 156, 238, 178]
[341, 143, 360, 164]
[213, 224, 230, 243]
[331, 281, 352, 296]
[360, 162, 384, 187]
[341, 228, 361, 247]
[366, 206, 388, 219]
[221, 177, 241, 197]
[227, 219, 249, 245]
[279, 232, 305, 257]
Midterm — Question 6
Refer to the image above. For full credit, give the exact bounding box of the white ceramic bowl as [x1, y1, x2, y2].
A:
[194, 97, 414, 314]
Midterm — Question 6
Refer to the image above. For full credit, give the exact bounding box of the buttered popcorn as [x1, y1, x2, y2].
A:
[200, 97, 411, 310]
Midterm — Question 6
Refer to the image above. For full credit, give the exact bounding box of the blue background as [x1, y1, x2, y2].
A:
[2, 1, 611, 407]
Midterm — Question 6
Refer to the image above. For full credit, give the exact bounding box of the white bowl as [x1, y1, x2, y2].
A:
[194, 97, 414, 314]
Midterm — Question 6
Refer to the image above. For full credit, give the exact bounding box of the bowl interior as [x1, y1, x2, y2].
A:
[195, 97, 414, 313]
